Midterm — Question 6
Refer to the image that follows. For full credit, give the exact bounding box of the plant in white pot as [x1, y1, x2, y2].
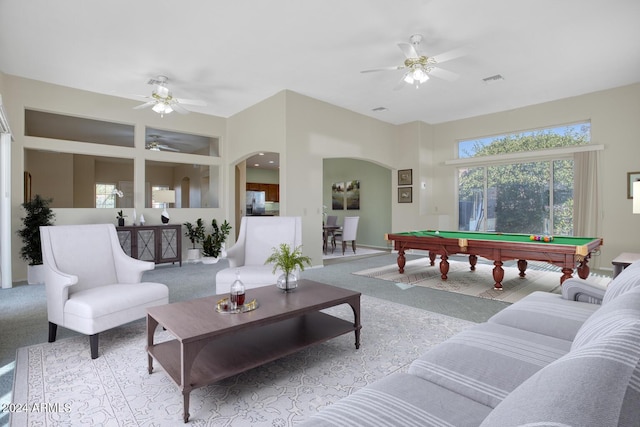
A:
[17, 194, 55, 284]
[264, 243, 312, 292]
[201, 219, 232, 264]
[183, 219, 205, 263]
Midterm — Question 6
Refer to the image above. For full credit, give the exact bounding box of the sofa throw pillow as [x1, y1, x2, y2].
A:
[572, 285, 640, 350]
[479, 322, 640, 427]
[603, 259, 640, 304]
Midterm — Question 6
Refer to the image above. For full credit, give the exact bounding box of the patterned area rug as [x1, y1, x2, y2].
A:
[353, 258, 611, 304]
[11, 295, 473, 427]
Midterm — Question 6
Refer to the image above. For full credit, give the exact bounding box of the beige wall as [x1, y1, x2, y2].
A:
[3, 71, 638, 281]
[5, 74, 226, 280]
[431, 83, 640, 268]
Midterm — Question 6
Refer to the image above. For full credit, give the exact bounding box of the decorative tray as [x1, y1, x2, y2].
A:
[215, 297, 259, 314]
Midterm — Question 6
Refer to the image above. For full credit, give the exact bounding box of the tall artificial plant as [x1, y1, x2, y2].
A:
[183, 218, 206, 249]
[18, 194, 55, 265]
[202, 219, 232, 258]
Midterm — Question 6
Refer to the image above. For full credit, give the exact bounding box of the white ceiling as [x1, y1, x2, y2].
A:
[1, 0, 639, 126]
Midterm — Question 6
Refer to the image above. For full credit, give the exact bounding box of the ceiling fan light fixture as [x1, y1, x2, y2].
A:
[414, 68, 429, 83]
[155, 85, 170, 98]
[152, 102, 173, 116]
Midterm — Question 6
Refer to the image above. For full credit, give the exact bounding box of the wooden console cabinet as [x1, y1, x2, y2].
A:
[117, 224, 182, 266]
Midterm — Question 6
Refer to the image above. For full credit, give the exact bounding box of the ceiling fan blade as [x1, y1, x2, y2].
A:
[176, 98, 207, 106]
[431, 46, 469, 64]
[134, 101, 155, 110]
[170, 102, 190, 114]
[429, 67, 460, 82]
[398, 42, 418, 59]
[159, 144, 180, 152]
[361, 66, 405, 73]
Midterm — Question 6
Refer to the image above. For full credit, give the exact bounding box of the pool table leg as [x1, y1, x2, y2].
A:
[493, 260, 504, 290]
[469, 255, 477, 271]
[561, 268, 574, 283]
[428, 252, 436, 266]
[577, 258, 590, 279]
[440, 254, 450, 280]
[397, 249, 406, 273]
[517, 259, 527, 278]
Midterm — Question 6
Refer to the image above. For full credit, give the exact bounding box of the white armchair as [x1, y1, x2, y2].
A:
[40, 224, 169, 359]
[215, 216, 302, 295]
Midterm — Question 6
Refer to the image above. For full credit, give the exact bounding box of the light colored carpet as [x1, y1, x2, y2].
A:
[11, 295, 473, 427]
[353, 258, 612, 304]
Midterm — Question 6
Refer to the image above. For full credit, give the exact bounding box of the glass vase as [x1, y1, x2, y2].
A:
[276, 271, 298, 292]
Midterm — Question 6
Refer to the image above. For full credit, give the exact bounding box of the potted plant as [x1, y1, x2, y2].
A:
[201, 219, 232, 264]
[116, 210, 126, 226]
[183, 218, 206, 262]
[17, 194, 55, 284]
[264, 243, 312, 292]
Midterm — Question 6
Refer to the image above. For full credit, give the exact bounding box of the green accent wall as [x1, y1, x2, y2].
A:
[323, 158, 391, 249]
[246, 168, 279, 184]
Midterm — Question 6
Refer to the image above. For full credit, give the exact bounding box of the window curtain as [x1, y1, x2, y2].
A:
[573, 150, 602, 248]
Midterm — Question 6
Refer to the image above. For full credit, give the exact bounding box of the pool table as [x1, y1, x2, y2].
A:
[384, 230, 603, 290]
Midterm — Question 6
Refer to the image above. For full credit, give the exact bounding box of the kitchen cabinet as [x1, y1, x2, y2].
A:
[247, 183, 279, 202]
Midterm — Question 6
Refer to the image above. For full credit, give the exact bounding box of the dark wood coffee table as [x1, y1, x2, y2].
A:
[146, 280, 361, 423]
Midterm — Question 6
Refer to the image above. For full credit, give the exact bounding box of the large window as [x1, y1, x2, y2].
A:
[457, 123, 589, 236]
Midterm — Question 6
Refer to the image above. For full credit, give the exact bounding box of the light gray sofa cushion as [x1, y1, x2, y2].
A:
[488, 291, 600, 341]
[479, 322, 640, 427]
[407, 322, 571, 408]
[572, 285, 640, 350]
[603, 259, 640, 304]
[302, 372, 493, 427]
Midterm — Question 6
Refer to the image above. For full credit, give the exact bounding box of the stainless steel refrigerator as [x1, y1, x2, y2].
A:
[246, 191, 266, 215]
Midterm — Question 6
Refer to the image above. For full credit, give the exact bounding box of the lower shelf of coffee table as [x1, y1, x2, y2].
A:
[148, 311, 358, 390]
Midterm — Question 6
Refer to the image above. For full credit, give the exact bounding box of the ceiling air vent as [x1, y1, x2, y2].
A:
[482, 74, 505, 84]
[372, 107, 388, 112]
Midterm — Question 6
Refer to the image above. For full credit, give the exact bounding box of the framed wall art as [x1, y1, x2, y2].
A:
[331, 181, 345, 209]
[345, 179, 360, 210]
[628, 172, 640, 199]
[398, 169, 412, 186]
[398, 187, 412, 203]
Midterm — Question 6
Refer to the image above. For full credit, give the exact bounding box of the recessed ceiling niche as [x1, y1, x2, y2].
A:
[25, 110, 135, 147]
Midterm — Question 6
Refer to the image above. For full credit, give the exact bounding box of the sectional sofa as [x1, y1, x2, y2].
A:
[302, 261, 640, 427]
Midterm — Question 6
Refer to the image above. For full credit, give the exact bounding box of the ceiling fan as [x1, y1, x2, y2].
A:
[361, 34, 465, 89]
[145, 135, 180, 152]
[134, 75, 206, 117]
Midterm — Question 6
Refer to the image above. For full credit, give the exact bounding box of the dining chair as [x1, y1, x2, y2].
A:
[333, 216, 359, 255]
[324, 215, 339, 253]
